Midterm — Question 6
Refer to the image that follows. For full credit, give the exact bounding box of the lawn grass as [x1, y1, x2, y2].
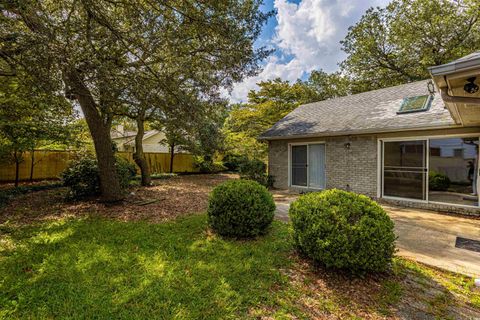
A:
[1, 215, 296, 319]
[1, 213, 479, 319]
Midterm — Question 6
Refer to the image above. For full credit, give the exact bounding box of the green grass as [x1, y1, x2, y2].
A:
[1, 213, 479, 319]
[0, 215, 296, 319]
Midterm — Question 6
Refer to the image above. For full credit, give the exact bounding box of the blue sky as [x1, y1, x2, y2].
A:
[229, 0, 390, 102]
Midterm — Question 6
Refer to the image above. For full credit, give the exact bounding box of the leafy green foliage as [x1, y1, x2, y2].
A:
[0, 73, 79, 185]
[207, 180, 275, 238]
[429, 171, 451, 191]
[341, 0, 480, 93]
[194, 157, 227, 173]
[239, 158, 274, 188]
[62, 156, 136, 200]
[2, 0, 272, 200]
[222, 154, 249, 172]
[289, 189, 396, 274]
[0, 182, 62, 208]
[61, 158, 100, 199]
[115, 157, 137, 189]
[223, 79, 319, 159]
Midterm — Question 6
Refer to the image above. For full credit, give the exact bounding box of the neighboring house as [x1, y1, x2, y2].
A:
[111, 126, 170, 153]
[261, 52, 480, 214]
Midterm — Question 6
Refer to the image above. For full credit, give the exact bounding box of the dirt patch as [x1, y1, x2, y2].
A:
[281, 255, 480, 319]
[0, 174, 236, 225]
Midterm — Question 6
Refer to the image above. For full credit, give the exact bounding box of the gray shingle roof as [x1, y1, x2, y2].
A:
[260, 80, 457, 140]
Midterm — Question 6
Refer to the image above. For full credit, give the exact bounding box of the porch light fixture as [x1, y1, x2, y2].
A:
[344, 142, 351, 149]
[464, 77, 479, 94]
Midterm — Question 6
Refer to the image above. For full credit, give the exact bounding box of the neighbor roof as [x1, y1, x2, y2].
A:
[260, 80, 458, 140]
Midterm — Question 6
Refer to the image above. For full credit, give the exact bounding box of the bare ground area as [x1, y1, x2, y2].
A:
[0, 174, 236, 225]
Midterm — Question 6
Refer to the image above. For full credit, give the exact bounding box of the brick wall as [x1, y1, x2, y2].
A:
[268, 140, 289, 189]
[268, 135, 378, 197]
[267, 134, 480, 216]
[325, 135, 377, 197]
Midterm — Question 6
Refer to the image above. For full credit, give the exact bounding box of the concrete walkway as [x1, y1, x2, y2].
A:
[274, 196, 480, 277]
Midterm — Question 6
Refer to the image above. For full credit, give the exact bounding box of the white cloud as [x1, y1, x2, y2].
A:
[229, 0, 389, 103]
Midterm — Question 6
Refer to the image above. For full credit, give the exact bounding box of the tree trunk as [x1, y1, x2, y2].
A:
[29, 149, 35, 182]
[133, 118, 151, 186]
[65, 70, 124, 202]
[169, 142, 175, 174]
[13, 151, 20, 188]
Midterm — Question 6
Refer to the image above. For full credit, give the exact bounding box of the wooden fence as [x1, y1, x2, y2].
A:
[0, 150, 196, 182]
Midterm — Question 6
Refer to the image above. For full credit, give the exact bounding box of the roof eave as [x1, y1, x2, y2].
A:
[428, 56, 480, 76]
[259, 124, 463, 141]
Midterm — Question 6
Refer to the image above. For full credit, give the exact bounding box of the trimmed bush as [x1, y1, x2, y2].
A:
[429, 171, 450, 191]
[62, 156, 136, 200]
[194, 157, 227, 173]
[207, 179, 276, 237]
[222, 154, 248, 172]
[62, 157, 100, 199]
[115, 157, 137, 189]
[239, 158, 274, 188]
[289, 189, 396, 274]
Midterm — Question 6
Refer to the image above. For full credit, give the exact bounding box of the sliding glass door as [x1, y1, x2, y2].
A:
[382, 136, 479, 207]
[291, 145, 308, 186]
[383, 140, 427, 200]
[291, 143, 325, 189]
[428, 137, 479, 206]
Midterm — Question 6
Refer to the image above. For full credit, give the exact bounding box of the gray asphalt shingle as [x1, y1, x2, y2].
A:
[260, 80, 457, 139]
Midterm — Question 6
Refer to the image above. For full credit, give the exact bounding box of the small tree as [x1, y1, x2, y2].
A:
[160, 125, 189, 174]
[0, 75, 77, 186]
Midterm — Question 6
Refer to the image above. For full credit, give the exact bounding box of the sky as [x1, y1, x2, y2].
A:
[228, 0, 390, 103]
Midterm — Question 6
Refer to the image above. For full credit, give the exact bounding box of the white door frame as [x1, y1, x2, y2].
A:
[288, 141, 326, 189]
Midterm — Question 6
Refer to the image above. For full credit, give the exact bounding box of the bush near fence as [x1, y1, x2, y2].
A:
[0, 150, 196, 182]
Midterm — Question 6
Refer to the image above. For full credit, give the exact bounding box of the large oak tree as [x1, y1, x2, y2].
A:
[341, 0, 480, 93]
[1, 0, 271, 201]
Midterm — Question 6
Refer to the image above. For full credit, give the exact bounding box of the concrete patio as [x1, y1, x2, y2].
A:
[273, 194, 480, 277]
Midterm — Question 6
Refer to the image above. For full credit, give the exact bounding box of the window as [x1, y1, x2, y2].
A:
[397, 95, 432, 114]
[429, 138, 478, 206]
[290, 143, 325, 189]
[383, 140, 427, 200]
[381, 136, 479, 207]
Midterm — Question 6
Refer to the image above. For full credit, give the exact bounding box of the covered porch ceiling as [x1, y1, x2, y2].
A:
[429, 52, 480, 126]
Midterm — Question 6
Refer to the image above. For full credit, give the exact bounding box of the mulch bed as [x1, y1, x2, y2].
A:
[0, 174, 237, 225]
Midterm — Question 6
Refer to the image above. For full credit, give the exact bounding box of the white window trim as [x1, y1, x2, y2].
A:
[288, 141, 326, 190]
[378, 132, 480, 208]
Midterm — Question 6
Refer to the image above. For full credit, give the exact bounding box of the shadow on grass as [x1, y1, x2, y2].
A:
[0, 215, 295, 319]
[1, 214, 479, 319]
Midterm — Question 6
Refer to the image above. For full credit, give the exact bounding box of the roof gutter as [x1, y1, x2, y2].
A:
[259, 124, 467, 141]
[428, 55, 480, 76]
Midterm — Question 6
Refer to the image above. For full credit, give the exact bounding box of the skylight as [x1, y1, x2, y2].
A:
[397, 95, 432, 114]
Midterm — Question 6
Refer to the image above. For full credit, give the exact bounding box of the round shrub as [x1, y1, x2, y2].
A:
[62, 157, 100, 199]
[429, 171, 450, 191]
[207, 179, 276, 237]
[62, 156, 136, 200]
[289, 189, 396, 274]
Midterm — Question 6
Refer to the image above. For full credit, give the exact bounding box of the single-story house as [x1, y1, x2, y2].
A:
[261, 52, 480, 215]
[111, 126, 170, 153]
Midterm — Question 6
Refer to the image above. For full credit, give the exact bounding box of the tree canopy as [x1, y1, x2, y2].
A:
[1, 0, 271, 200]
[341, 0, 480, 92]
